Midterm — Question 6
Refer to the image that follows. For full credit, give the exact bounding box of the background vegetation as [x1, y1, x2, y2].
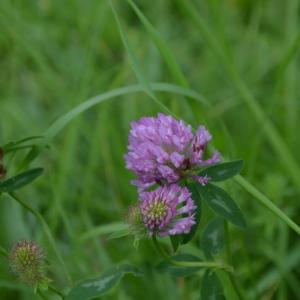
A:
[0, 0, 300, 299]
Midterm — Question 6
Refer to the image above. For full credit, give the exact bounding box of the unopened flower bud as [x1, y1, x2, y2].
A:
[9, 241, 49, 287]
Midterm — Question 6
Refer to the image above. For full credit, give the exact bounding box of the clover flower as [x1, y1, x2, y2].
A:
[139, 184, 196, 236]
[125, 113, 220, 189]
[9, 240, 49, 287]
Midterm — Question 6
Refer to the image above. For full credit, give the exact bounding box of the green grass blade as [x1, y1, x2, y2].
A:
[235, 175, 300, 236]
[180, 0, 300, 191]
[109, 1, 156, 99]
[20, 83, 208, 168]
[109, 0, 175, 116]
[79, 223, 129, 243]
[126, 0, 188, 87]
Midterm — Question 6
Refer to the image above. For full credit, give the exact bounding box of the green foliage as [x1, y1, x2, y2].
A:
[156, 254, 202, 277]
[0, 0, 300, 299]
[107, 227, 130, 240]
[170, 235, 182, 252]
[199, 184, 246, 228]
[199, 160, 244, 182]
[201, 217, 225, 259]
[201, 270, 225, 300]
[0, 168, 43, 193]
[65, 264, 143, 300]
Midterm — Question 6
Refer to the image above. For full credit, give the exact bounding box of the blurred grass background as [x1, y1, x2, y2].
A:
[1, 0, 300, 299]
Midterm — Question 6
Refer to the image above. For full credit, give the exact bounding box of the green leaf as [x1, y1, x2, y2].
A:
[156, 254, 202, 277]
[170, 235, 182, 252]
[0, 168, 43, 192]
[199, 160, 244, 182]
[107, 227, 130, 240]
[2, 136, 43, 152]
[65, 264, 143, 300]
[79, 223, 129, 243]
[201, 270, 225, 300]
[201, 218, 225, 259]
[199, 184, 246, 228]
[181, 183, 202, 244]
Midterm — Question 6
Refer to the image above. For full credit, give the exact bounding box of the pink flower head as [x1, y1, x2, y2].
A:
[140, 184, 196, 236]
[125, 113, 220, 189]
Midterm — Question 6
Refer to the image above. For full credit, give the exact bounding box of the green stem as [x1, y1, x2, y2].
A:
[0, 245, 8, 258]
[49, 285, 65, 299]
[37, 289, 50, 300]
[9, 192, 72, 285]
[224, 221, 246, 300]
[224, 221, 231, 264]
[152, 236, 232, 272]
[235, 175, 300, 236]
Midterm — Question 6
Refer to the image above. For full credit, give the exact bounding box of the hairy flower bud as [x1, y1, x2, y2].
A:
[9, 241, 49, 287]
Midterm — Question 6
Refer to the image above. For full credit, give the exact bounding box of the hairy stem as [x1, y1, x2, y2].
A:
[9, 192, 72, 285]
[152, 236, 232, 272]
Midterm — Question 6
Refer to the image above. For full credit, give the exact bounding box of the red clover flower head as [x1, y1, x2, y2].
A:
[139, 184, 196, 236]
[125, 113, 220, 190]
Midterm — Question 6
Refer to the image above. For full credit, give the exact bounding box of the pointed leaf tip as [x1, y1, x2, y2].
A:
[0, 168, 44, 193]
[199, 160, 244, 182]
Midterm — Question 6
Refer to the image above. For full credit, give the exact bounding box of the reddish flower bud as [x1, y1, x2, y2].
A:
[0, 165, 6, 180]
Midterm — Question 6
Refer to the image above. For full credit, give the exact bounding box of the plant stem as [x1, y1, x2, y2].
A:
[152, 236, 232, 272]
[49, 285, 65, 299]
[37, 289, 50, 300]
[0, 245, 8, 258]
[224, 221, 246, 300]
[235, 175, 300, 236]
[9, 192, 72, 285]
